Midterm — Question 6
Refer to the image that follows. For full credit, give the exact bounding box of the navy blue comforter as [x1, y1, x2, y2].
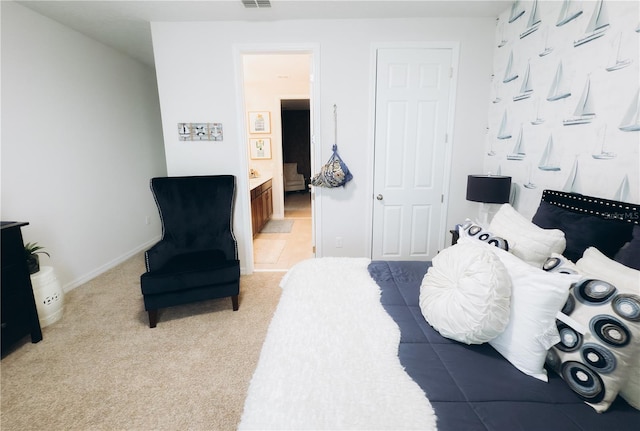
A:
[368, 260, 640, 431]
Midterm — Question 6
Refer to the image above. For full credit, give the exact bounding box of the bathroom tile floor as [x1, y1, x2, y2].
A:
[253, 192, 313, 271]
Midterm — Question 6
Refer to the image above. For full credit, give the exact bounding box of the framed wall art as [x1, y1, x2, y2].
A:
[177, 122, 223, 141]
[248, 111, 271, 134]
[250, 138, 271, 159]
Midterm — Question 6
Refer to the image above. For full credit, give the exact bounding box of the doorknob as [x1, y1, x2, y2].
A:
[376, 194, 383, 201]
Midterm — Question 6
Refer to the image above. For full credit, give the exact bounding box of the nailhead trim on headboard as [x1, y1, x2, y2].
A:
[541, 190, 640, 226]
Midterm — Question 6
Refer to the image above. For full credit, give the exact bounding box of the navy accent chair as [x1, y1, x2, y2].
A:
[140, 175, 240, 328]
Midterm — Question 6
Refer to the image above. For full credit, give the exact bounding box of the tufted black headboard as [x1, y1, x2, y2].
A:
[540, 189, 639, 226]
[533, 190, 639, 264]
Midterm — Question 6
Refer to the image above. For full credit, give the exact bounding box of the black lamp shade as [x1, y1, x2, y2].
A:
[466, 175, 511, 204]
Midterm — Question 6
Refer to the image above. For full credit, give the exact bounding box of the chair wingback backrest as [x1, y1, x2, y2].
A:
[150, 175, 237, 259]
[283, 163, 299, 179]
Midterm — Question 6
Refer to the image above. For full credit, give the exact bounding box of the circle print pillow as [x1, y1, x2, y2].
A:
[547, 279, 640, 413]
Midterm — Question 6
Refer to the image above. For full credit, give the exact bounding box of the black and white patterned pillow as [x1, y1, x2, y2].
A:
[542, 253, 579, 274]
[545, 279, 640, 413]
[457, 219, 509, 251]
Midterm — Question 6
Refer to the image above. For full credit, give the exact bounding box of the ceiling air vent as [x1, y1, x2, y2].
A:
[242, 0, 271, 8]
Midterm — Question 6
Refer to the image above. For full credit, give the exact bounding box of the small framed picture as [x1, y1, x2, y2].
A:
[250, 138, 271, 159]
[248, 111, 271, 134]
[177, 122, 223, 141]
[209, 123, 223, 141]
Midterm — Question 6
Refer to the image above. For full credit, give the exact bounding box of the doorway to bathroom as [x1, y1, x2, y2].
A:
[242, 52, 315, 271]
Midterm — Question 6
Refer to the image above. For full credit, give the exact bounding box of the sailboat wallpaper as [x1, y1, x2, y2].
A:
[520, 0, 542, 38]
[574, 0, 610, 46]
[485, 0, 639, 218]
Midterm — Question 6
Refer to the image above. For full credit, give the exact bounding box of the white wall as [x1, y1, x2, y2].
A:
[1, 2, 167, 291]
[484, 0, 640, 219]
[151, 17, 496, 269]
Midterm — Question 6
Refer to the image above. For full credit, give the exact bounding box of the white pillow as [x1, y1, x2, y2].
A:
[419, 241, 511, 345]
[489, 203, 566, 267]
[461, 238, 582, 381]
[575, 247, 640, 410]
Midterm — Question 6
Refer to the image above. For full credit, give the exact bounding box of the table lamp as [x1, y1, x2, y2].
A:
[466, 174, 512, 225]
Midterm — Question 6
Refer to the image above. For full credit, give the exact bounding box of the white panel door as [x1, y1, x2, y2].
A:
[372, 48, 453, 260]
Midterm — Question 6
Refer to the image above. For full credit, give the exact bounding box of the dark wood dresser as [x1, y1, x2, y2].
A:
[250, 178, 273, 236]
[1, 221, 42, 357]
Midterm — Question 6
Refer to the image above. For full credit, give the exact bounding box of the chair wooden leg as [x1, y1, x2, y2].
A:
[232, 295, 239, 311]
[148, 310, 158, 328]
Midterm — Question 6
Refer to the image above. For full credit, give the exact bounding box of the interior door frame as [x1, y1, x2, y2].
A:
[233, 43, 321, 274]
[367, 42, 460, 258]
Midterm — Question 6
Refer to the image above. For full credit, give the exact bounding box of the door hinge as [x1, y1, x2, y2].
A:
[441, 194, 444, 203]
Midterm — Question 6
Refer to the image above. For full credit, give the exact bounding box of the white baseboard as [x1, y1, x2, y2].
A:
[62, 236, 160, 293]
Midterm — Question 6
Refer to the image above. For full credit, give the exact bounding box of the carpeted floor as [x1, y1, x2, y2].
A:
[0, 254, 283, 431]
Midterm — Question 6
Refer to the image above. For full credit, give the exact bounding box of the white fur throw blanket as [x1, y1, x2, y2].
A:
[239, 258, 437, 430]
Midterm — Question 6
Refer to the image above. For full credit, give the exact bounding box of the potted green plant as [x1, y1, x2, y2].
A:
[24, 242, 50, 274]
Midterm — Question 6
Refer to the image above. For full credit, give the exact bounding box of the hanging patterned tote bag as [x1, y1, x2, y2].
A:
[310, 105, 353, 188]
[310, 144, 353, 187]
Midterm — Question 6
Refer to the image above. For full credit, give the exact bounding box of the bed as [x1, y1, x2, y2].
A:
[239, 190, 640, 430]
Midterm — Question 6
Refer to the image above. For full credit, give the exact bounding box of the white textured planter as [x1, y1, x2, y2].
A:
[30, 266, 64, 327]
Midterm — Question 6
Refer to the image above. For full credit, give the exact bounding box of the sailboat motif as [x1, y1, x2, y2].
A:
[520, 0, 541, 38]
[509, 0, 525, 23]
[497, 21, 507, 48]
[514, 61, 533, 101]
[614, 175, 630, 202]
[564, 77, 595, 125]
[547, 62, 571, 101]
[492, 81, 502, 104]
[488, 140, 496, 156]
[524, 164, 537, 189]
[531, 98, 544, 125]
[619, 90, 640, 132]
[503, 51, 518, 83]
[606, 33, 632, 72]
[563, 157, 581, 193]
[556, 0, 583, 27]
[574, 0, 609, 47]
[539, 27, 553, 57]
[592, 126, 616, 159]
[538, 135, 560, 171]
[497, 110, 512, 139]
[507, 126, 526, 160]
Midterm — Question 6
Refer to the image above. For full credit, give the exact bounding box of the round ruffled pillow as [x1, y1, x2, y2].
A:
[419, 241, 512, 344]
